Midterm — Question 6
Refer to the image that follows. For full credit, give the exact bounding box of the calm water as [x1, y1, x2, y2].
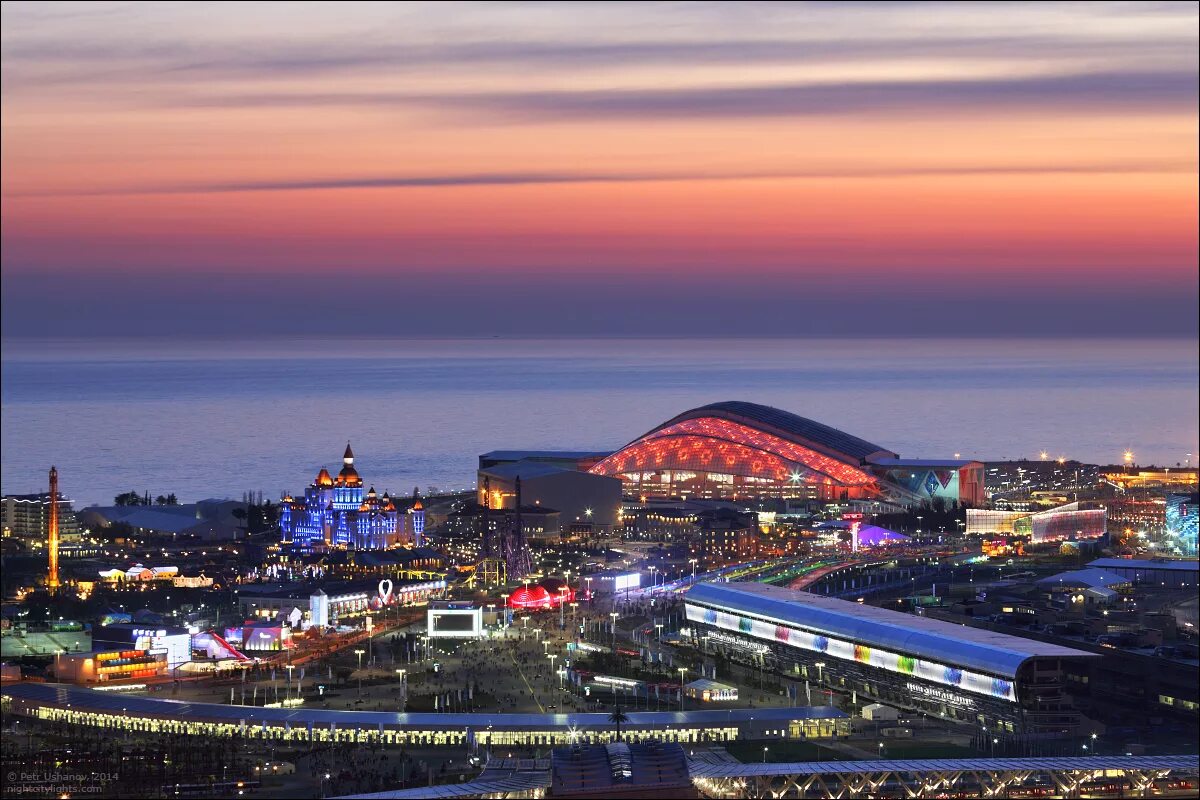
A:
[2, 337, 1197, 507]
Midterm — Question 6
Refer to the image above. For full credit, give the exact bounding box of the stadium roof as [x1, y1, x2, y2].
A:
[686, 582, 1095, 678]
[1088, 558, 1199, 573]
[589, 401, 899, 491]
[2, 683, 844, 730]
[480, 450, 610, 462]
[676, 401, 895, 461]
[869, 457, 981, 468]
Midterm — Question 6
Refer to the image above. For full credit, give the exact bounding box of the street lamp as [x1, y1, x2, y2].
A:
[677, 667, 687, 710]
[609, 612, 619, 650]
[762, 746, 769, 763]
[689, 559, 698, 583]
[354, 648, 365, 695]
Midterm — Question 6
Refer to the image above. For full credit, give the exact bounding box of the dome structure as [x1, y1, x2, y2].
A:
[336, 441, 363, 486]
[508, 584, 552, 609]
[589, 401, 898, 502]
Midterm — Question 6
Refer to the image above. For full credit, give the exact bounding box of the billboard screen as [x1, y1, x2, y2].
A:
[427, 608, 482, 638]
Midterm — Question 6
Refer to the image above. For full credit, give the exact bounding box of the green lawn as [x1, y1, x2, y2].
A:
[725, 740, 845, 763]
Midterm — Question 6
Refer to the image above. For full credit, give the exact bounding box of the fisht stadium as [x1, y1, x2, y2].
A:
[587, 401, 984, 506]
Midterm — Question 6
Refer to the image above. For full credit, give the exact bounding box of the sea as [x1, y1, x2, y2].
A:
[1, 337, 1197, 508]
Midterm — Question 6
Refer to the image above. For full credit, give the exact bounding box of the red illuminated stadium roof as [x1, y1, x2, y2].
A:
[589, 402, 889, 488]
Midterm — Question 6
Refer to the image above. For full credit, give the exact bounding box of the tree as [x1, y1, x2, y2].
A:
[608, 706, 629, 742]
[114, 491, 143, 506]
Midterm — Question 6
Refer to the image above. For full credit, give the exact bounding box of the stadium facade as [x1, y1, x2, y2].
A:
[683, 582, 1096, 737]
[588, 401, 984, 506]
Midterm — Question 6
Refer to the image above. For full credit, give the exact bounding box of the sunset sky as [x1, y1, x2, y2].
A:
[2, 1, 1197, 336]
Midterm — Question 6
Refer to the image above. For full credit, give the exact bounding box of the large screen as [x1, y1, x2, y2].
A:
[427, 608, 483, 638]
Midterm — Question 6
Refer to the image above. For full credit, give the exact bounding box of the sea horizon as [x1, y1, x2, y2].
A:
[3, 335, 1196, 507]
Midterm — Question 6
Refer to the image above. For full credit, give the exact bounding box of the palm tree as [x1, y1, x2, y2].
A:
[608, 706, 629, 742]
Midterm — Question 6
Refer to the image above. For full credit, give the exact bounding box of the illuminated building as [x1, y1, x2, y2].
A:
[1102, 469, 1199, 490]
[588, 402, 984, 506]
[476, 459, 622, 535]
[2, 486, 81, 543]
[1165, 493, 1198, 556]
[967, 501, 1107, 544]
[279, 443, 404, 550]
[684, 582, 1097, 736]
[236, 579, 445, 625]
[54, 649, 168, 684]
[92, 623, 192, 670]
[693, 509, 759, 569]
[410, 492, 425, 546]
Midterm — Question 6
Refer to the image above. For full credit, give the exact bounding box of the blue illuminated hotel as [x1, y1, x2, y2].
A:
[280, 444, 404, 550]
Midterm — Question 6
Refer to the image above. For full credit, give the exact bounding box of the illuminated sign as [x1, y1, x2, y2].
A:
[905, 681, 976, 709]
[593, 675, 642, 688]
[705, 630, 769, 654]
[686, 602, 1016, 702]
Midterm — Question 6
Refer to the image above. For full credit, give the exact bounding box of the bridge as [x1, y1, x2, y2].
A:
[334, 754, 1199, 799]
[688, 755, 1199, 799]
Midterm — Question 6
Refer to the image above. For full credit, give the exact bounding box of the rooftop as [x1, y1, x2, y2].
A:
[2, 683, 844, 730]
[1088, 558, 1199, 573]
[551, 742, 690, 795]
[678, 401, 896, 461]
[1035, 569, 1130, 589]
[686, 581, 1095, 678]
[479, 462, 575, 481]
[868, 457, 981, 468]
[480, 450, 610, 462]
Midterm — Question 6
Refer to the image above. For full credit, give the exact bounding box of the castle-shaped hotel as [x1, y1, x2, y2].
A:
[280, 444, 422, 550]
